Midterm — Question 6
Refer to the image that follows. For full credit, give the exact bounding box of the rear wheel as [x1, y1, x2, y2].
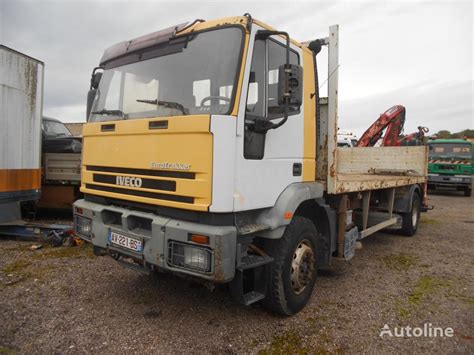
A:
[263, 216, 318, 316]
[400, 192, 421, 236]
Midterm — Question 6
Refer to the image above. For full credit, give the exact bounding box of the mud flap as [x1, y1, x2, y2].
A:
[344, 226, 359, 260]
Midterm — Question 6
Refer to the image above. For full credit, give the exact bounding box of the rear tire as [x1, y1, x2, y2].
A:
[400, 192, 421, 236]
[263, 216, 318, 316]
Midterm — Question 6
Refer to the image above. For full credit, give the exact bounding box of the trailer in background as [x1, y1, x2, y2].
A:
[0, 45, 44, 223]
[39, 116, 82, 209]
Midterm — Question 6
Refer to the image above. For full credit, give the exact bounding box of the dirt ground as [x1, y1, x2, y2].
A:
[0, 192, 472, 354]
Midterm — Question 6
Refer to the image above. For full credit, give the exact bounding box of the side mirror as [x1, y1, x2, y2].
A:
[86, 89, 96, 121]
[90, 71, 102, 89]
[278, 64, 303, 107]
[86, 68, 103, 120]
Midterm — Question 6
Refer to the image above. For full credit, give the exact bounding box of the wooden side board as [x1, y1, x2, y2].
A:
[332, 146, 428, 193]
[335, 173, 426, 193]
[337, 146, 428, 175]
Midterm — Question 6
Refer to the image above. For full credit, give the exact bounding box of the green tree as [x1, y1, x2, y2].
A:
[435, 130, 451, 139]
[460, 129, 474, 138]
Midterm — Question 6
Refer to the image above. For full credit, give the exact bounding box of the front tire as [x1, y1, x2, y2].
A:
[400, 192, 421, 236]
[263, 216, 318, 316]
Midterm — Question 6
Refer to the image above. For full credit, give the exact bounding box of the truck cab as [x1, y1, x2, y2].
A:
[74, 16, 428, 315]
[428, 139, 473, 196]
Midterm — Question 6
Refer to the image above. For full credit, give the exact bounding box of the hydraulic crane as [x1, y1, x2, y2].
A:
[357, 105, 428, 147]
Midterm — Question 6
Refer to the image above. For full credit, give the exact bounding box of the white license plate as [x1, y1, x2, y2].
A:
[109, 231, 143, 253]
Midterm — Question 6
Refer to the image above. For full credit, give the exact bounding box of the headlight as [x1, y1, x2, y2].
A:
[74, 215, 92, 238]
[168, 241, 212, 273]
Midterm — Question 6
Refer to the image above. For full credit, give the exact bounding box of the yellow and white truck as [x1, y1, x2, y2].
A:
[74, 15, 428, 315]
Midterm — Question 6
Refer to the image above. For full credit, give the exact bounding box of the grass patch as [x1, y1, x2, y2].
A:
[1, 245, 94, 285]
[455, 295, 474, 309]
[31, 245, 94, 260]
[259, 321, 336, 355]
[131, 291, 157, 305]
[420, 216, 440, 225]
[2, 252, 68, 285]
[3, 259, 32, 274]
[259, 331, 310, 355]
[58, 285, 74, 298]
[3, 244, 29, 252]
[408, 276, 450, 306]
[305, 315, 330, 332]
[0, 346, 15, 355]
[397, 275, 451, 318]
[397, 304, 410, 318]
[382, 253, 419, 271]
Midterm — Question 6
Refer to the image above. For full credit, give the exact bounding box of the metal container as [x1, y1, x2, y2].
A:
[0, 45, 44, 221]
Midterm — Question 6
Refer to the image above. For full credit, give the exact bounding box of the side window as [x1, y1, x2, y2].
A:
[267, 40, 299, 118]
[245, 38, 299, 120]
[245, 39, 265, 116]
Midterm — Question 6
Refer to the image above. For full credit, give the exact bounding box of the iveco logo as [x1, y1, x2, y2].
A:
[116, 176, 142, 188]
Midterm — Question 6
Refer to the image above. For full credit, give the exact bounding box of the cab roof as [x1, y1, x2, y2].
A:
[99, 15, 307, 66]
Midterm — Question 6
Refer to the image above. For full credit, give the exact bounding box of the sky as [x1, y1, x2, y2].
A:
[1, 0, 473, 136]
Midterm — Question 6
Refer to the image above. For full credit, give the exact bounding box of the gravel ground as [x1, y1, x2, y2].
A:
[0, 193, 472, 354]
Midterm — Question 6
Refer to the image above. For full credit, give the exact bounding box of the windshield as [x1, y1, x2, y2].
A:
[90, 27, 243, 122]
[429, 143, 472, 158]
[42, 120, 72, 137]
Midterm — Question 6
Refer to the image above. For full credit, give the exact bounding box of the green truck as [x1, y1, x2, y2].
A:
[428, 139, 473, 197]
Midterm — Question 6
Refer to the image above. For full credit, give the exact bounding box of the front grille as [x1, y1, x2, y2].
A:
[87, 165, 195, 179]
[85, 183, 194, 204]
[93, 173, 176, 191]
[439, 165, 456, 171]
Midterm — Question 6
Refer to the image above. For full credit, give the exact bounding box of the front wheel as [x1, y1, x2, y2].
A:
[263, 216, 318, 316]
[400, 192, 421, 236]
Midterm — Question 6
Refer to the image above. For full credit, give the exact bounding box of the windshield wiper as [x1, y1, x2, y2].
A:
[136, 99, 189, 115]
[91, 109, 125, 118]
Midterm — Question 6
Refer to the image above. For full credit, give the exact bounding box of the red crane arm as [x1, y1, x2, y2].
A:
[357, 105, 406, 147]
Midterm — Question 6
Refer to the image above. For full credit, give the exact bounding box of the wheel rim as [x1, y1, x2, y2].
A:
[290, 239, 315, 294]
[412, 202, 418, 226]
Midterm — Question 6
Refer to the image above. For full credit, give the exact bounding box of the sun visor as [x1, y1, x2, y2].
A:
[100, 22, 188, 66]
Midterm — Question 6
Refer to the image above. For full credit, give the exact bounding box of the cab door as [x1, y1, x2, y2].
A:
[233, 25, 305, 211]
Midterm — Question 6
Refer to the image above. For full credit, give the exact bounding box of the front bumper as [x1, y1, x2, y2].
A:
[428, 174, 472, 188]
[73, 199, 237, 283]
